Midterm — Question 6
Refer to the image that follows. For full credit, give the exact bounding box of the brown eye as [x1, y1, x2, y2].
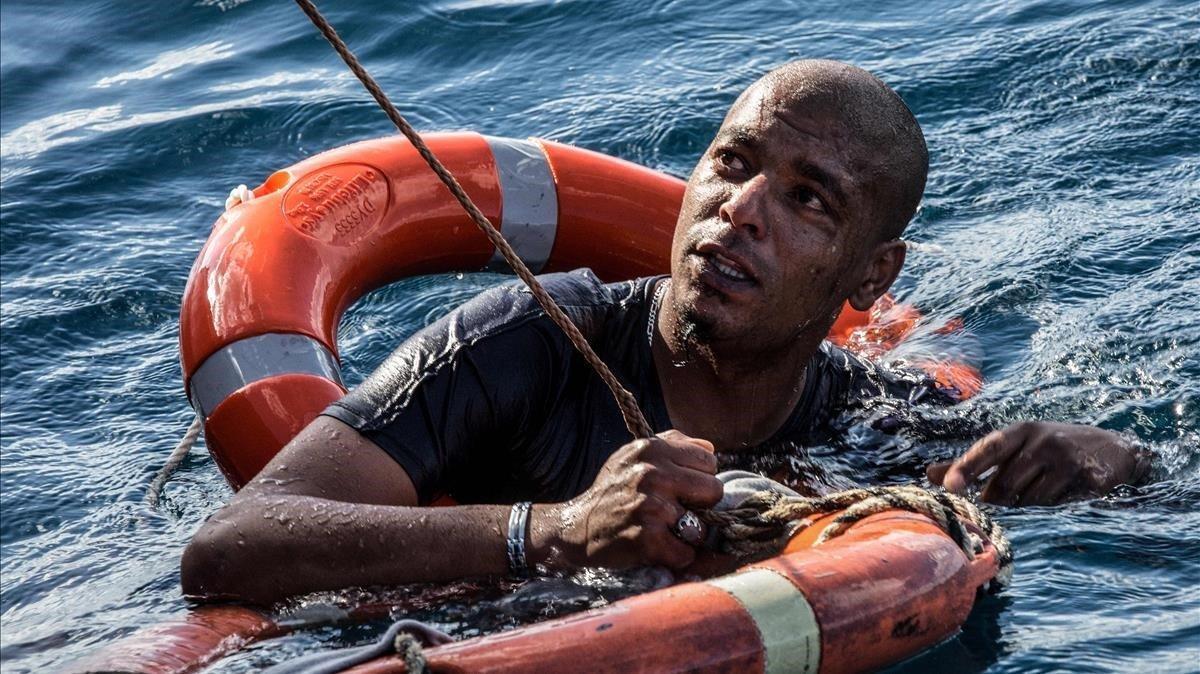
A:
[716, 149, 747, 173]
[791, 187, 828, 214]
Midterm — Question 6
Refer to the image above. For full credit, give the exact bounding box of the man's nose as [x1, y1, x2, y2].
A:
[718, 175, 768, 240]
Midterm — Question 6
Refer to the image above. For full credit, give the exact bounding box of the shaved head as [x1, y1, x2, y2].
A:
[729, 60, 928, 240]
[668, 58, 924, 360]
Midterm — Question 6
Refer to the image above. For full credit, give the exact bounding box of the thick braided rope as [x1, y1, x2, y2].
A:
[145, 413, 203, 507]
[293, 0, 652, 439]
[702, 485, 1013, 588]
[394, 633, 428, 674]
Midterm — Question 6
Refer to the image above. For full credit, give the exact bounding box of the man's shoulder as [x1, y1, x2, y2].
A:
[464, 269, 646, 328]
[811, 339, 958, 406]
[515, 268, 647, 308]
[449, 269, 651, 342]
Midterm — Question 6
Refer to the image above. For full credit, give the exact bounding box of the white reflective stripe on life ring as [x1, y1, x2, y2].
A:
[188, 333, 342, 418]
[705, 567, 821, 674]
[484, 136, 558, 274]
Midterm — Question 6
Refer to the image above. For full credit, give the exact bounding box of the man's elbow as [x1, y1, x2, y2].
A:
[181, 514, 252, 602]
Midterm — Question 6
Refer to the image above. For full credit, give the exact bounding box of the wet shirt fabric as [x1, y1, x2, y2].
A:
[323, 270, 955, 505]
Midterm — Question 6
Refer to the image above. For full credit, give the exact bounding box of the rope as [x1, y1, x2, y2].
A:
[225, 183, 256, 211]
[388, 619, 451, 673]
[292, 0, 652, 439]
[394, 633, 428, 674]
[145, 413, 203, 508]
[702, 484, 1013, 589]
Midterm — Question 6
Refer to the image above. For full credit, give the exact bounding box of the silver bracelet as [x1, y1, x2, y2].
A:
[505, 501, 532, 578]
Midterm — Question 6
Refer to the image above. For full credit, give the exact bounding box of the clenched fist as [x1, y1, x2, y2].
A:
[532, 430, 723, 571]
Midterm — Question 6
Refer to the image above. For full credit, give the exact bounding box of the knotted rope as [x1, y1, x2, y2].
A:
[391, 618, 451, 672]
[703, 484, 1013, 589]
[291, 0, 1010, 574]
[394, 633, 428, 674]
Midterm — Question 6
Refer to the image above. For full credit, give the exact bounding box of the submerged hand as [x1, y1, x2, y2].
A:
[546, 430, 723, 570]
[927, 422, 1150, 506]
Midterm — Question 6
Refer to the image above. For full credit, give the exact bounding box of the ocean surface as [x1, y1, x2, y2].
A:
[2, 0, 1198, 671]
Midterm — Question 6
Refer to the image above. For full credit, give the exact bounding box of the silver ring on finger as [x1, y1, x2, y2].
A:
[672, 510, 704, 546]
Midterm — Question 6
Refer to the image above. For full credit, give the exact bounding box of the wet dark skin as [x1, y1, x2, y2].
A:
[182, 61, 1150, 605]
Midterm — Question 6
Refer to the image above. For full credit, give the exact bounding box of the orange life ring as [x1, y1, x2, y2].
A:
[180, 132, 979, 489]
[340, 510, 1001, 674]
[74, 507, 1002, 674]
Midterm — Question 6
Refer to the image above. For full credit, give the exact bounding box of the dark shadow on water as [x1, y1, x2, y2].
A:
[885, 592, 1013, 674]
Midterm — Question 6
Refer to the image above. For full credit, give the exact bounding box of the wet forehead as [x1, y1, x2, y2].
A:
[724, 78, 855, 147]
[720, 82, 870, 197]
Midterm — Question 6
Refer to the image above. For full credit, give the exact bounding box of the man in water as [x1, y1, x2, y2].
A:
[182, 60, 1150, 604]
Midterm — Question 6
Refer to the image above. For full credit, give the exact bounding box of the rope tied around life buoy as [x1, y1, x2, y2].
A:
[702, 484, 1013, 589]
[224, 183, 256, 211]
[394, 632, 428, 674]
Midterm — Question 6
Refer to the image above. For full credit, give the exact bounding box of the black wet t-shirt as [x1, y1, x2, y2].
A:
[322, 270, 955, 505]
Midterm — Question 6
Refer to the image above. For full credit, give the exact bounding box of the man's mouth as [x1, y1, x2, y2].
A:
[692, 242, 758, 287]
[708, 252, 752, 282]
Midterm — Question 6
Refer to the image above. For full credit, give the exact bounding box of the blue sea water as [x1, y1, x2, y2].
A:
[2, 0, 1198, 671]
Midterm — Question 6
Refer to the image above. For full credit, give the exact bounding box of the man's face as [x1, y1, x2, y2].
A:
[669, 80, 883, 355]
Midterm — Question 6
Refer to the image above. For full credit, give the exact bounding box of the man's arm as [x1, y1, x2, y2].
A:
[181, 274, 731, 605]
[926, 421, 1152, 506]
[817, 343, 1151, 505]
[181, 416, 511, 604]
[181, 418, 722, 605]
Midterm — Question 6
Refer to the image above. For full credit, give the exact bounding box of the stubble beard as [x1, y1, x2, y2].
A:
[668, 287, 718, 368]
[672, 278, 834, 370]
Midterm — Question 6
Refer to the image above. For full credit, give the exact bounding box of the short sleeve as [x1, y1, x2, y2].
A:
[323, 283, 563, 504]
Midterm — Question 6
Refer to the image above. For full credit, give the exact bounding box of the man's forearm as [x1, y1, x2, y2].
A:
[182, 495, 526, 605]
